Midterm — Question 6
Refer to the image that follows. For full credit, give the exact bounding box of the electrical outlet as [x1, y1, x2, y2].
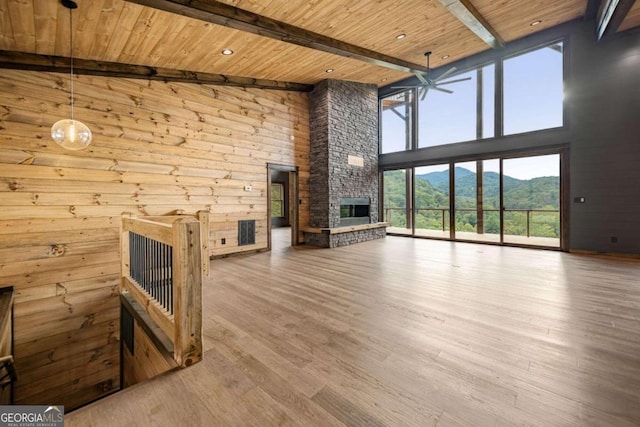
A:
[610, 236, 618, 243]
[244, 185, 252, 192]
[221, 238, 226, 245]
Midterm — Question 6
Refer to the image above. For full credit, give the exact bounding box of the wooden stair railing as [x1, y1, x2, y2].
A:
[120, 213, 203, 368]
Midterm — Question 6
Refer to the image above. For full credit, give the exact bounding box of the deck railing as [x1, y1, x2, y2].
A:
[384, 207, 559, 237]
[120, 213, 203, 367]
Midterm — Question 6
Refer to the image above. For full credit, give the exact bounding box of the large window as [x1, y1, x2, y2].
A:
[380, 91, 413, 153]
[503, 42, 564, 135]
[379, 41, 564, 153]
[380, 40, 565, 249]
[418, 64, 494, 148]
[418, 69, 476, 147]
[482, 64, 495, 139]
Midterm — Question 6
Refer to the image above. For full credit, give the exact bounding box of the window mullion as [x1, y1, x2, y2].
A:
[495, 59, 504, 138]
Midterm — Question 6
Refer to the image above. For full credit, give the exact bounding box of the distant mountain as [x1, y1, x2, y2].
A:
[416, 167, 473, 192]
[415, 168, 558, 209]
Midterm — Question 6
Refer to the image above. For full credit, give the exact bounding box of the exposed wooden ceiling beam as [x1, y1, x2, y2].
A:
[125, 0, 428, 74]
[0, 50, 313, 92]
[436, 0, 505, 49]
[596, 0, 637, 39]
[585, 0, 601, 21]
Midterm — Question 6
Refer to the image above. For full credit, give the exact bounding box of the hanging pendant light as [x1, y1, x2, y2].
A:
[51, 0, 92, 150]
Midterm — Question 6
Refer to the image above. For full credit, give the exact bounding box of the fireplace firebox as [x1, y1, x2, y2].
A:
[339, 197, 370, 226]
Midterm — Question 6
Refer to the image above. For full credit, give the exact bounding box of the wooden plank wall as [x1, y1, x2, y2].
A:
[0, 69, 310, 409]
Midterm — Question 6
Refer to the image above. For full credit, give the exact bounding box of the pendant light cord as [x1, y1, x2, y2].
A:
[69, 6, 74, 121]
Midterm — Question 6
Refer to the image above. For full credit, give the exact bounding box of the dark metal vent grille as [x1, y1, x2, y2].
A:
[129, 232, 173, 315]
[238, 220, 256, 246]
[121, 304, 134, 355]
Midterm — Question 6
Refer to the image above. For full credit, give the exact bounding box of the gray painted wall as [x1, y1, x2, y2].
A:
[568, 24, 640, 253]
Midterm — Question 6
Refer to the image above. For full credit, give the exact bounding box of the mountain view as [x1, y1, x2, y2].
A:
[383, 167, 560, 238]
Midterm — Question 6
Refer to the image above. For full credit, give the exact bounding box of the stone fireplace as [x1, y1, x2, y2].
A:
[304, 79, 387, 248]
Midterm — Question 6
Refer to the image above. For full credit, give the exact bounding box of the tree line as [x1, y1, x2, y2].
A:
[383, 168, 560, 238]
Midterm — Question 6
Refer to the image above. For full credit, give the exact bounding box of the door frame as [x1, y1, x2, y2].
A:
[267, 163, 299, 251]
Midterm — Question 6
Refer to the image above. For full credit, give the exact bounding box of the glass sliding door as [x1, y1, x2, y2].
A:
[383, 169, 412, 235]
[414, 165, 450, 238]
[502, 154, 560, 247]
[457, 159, 501, 243]
[453, 161, 478, 240]
[384, 153, 562, 248]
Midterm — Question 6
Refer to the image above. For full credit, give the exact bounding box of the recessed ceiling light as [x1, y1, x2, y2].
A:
[396, 33, 406, 40]
[441, 55, 450, 59]
[221, 49, 234, 55]
[530, 20, 542, 27]
[381, 78, 388, 82]
[325, 68, 334, 73]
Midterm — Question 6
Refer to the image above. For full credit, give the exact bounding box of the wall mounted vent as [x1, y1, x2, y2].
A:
[238, 220, 256, 246]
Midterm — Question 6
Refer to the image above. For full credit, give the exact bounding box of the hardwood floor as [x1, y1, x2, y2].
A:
[67, 232, 640, 426]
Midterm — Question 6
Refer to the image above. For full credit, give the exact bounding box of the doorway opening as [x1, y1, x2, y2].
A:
[267, 164, 299, 251]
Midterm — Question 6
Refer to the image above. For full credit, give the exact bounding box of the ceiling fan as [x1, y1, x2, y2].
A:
[392, 51, 471, 100]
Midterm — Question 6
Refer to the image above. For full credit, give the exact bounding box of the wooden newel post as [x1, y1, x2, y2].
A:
[120, 212, 134, 294]
[172, 217, 203, 367]
[196, 210, 210, 278]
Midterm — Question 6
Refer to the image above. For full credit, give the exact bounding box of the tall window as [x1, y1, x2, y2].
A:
[380, 91, 413, 153]
[270, 183, 284, 217]
[482, 64, 495, 139]
[418, 64, 495, 148]
[503, 42, 564, 135]
[419, 69, 476, 147]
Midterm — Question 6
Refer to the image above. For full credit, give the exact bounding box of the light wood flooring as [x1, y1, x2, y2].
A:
[387, 227, 560, 247]
[68, 231, 640, 426]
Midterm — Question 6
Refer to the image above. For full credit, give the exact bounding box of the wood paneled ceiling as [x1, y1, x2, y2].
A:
[620, 0, 640, 32]
[0, 0, 637, 89]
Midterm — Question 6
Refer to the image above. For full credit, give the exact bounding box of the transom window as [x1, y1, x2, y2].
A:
[379, 41, 564, 153]
[380, 91, 413, 154]
[503, 42, 564, 135]
[418, 64, 495, 148]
